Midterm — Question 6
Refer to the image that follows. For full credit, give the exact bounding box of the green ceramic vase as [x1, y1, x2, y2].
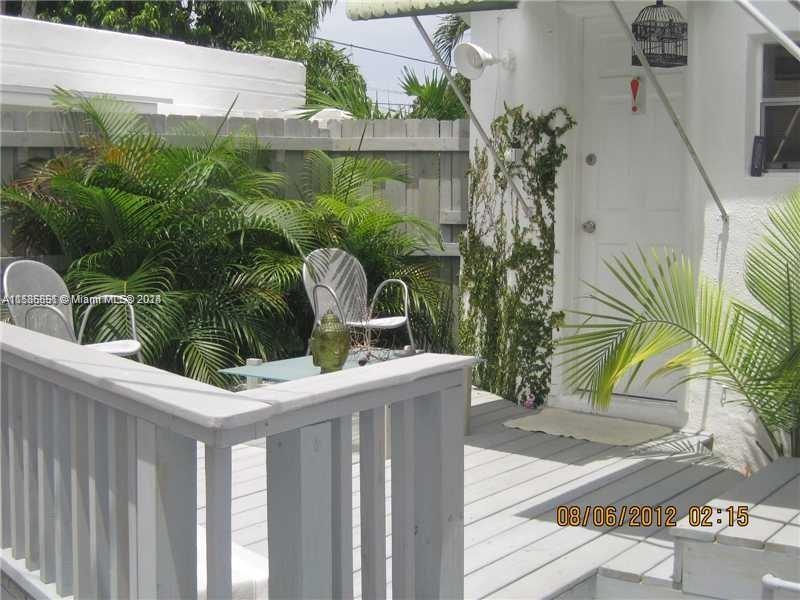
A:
[310, 311, 350, 373]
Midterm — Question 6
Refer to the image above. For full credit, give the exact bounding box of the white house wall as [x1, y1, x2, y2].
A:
[469, 1, 800, 471]
[682, 0, 800, 471]
[0, 16, 306, 117]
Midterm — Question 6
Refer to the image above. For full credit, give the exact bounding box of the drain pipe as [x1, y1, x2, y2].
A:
[609, 1, 729, 224]
[411, 15, 533, 217]
[736, 0, 800, 62]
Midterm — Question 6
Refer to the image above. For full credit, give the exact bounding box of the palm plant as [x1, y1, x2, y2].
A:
[399, 67, 468, 120]
[3, 89, 454, 383]
[301, 81, 388, 120]
[434, 14, 470, 66]
[3, 89, 313, 385]
[559, 190, 800, 457]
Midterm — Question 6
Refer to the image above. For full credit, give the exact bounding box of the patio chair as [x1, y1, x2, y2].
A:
[3, 260, 142, 359]
[302, 248, 416, 355]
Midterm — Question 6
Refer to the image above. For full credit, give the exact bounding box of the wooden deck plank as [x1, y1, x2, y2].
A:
[193, 397, 742, 600]
[765, 522, 800, 556]
[463, 458, 723, 598]
[484, 465, 739, 599]
[716, 474, 800, 548]
[599, 468, 741, 583]
[672, 457, 800, 542]
[641, 555, 677, 587]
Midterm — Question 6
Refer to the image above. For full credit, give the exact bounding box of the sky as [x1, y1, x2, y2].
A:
[315, 3, 443, 110]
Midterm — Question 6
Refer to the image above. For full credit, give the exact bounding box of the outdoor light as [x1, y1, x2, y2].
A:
[631, 0, 688, 68]
[453, 42, 514, 80]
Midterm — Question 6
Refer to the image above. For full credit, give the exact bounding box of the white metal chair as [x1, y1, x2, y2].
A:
[3, 259, 142, 359]
[302, 248, 416, 354]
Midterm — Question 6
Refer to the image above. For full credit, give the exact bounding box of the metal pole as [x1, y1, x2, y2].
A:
[609, 1, 729, 223]
[736, 0, 800, 62]
[410, 15, 533, 217]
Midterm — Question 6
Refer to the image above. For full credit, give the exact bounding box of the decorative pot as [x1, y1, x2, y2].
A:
[310, 311, 350, 373]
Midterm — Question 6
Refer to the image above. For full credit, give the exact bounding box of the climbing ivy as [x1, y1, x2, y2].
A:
[459, 104, 576, 406]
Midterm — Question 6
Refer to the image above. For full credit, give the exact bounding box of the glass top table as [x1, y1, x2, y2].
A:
[220, 351, 411, 383]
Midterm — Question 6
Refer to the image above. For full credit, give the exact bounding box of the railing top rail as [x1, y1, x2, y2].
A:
[1, 323, 475, 445]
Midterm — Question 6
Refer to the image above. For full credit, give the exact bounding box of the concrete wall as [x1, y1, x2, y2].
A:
[0, 16, 306, 118]
[469, 1, 800, 470]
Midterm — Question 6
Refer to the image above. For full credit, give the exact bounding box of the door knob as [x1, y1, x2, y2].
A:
[582, 220, 596, 233]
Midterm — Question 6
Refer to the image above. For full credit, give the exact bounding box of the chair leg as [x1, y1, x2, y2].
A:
[405, 319, 416, 355]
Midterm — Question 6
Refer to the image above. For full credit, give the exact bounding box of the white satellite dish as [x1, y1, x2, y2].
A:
[453, 43, 514, 80]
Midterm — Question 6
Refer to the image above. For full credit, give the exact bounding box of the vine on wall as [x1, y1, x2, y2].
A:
[459, 104, 576, 406]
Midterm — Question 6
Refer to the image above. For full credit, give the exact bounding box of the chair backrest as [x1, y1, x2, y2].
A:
[3, 260, 76, 341]
[302, 248, 369, 324]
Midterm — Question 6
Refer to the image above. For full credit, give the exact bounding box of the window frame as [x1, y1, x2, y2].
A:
[759, 42, 800, 173]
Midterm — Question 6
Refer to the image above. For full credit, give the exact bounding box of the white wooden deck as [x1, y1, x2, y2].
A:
[197, 393, 741, 599]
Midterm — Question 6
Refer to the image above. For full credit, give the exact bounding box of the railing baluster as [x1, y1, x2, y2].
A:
[8, 369, 24, 560]
[413, 385, 465, 599]
[332, 415, 354, 599]
[108, 407, 131, 599]
[71, 393, 93, 598]
[359, 406, 387, 599]
[268, 422, 333, 599]
[36, 379, 56, 583]
[90, 402, 110, 598]
[126, 415, 138, 600]
[136, 419, 198, 599]
[22, 374, 39, 570]
[1, 364, 11, 549]
[53, 386, 73, 595]
[391, 398, 416, 598]
[205, 444, 232, 600]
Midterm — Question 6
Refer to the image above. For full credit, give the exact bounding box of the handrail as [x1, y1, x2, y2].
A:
[762, 573, 800, 599]
[1, 321, 475, 599]
[1, 323, 475, 444]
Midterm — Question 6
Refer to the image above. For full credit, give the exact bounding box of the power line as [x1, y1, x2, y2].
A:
[312, 36, 444, 67]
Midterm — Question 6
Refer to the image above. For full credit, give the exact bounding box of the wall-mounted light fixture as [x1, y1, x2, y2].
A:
[453, 42, 514, 80]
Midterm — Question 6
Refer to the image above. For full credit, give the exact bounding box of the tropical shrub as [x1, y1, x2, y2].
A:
[2, 90, 447, 384]
[559, 190, 800, 457]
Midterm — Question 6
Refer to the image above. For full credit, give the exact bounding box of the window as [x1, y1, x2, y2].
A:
[761, 43, 800, 171]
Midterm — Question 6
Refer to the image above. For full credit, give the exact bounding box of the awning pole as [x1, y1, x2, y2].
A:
[736, 0, 800, 62]
[609, 1, 729, 224]
[410, 15, 533, 217]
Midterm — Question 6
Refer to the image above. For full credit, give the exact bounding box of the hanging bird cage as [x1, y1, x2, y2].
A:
[631, 0, 688, 68]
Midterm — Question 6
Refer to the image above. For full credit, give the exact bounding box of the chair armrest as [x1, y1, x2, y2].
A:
[23, 305, 76, 342]
[369, 279, 410, 319]
[77, 295, 138, 344]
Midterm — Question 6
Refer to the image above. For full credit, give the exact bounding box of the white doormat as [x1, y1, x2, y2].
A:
[504, 407, 672, 446]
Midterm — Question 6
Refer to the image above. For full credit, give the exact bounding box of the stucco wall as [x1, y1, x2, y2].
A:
[682, 1, 799, 470]
[0, 16, 306, 117]
[469, 1, 800, 471]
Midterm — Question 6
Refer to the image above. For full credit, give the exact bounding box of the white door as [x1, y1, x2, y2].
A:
[575, 16, 687, 402]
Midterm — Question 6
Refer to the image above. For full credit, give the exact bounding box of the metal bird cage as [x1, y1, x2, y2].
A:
[631, 0, 688, 68]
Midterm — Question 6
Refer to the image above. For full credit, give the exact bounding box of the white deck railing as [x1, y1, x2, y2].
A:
[0, 323, 473, 599]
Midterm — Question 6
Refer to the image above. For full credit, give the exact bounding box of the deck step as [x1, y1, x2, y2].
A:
[672, 459, 800, 599]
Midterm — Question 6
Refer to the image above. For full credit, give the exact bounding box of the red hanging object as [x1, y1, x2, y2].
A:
[630, 77, 641, 113]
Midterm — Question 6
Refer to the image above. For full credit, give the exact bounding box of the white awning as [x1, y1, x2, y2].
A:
[345, 0, 517, 21]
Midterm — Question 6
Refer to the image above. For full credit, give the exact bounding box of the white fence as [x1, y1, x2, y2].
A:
[0, 323, 472, 598]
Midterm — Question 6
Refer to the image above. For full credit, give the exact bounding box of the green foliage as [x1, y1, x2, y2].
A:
[2, 90, 446, 384]
[400, 68, 468, 120]
[559, 190, 800, 457]
[460, 105, 576, 406]
[433, 14, 469, 66]
[302, 81, 388, 120]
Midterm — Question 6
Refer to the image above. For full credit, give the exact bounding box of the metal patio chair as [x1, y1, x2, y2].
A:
[3, 260, 142, 359]
[302, 248, 416, 355]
